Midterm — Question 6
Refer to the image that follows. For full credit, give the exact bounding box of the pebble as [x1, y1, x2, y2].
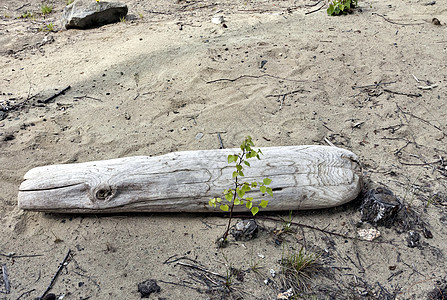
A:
[195, 132, 203, 140]
[211, 15, 225, 24]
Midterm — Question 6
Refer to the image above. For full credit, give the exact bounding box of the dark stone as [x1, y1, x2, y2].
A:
[406, 231, 420, 248]
[0, 111, 7, 121]
[138, 279, 161, 298]
[230, 219, 258, 241]
[361, 187, 402, 227]
[42, 294, 56, 300]
[3, 134, 15, 142]
[62, 0, 128, 30]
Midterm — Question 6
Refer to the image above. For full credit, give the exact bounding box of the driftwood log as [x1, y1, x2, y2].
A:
[18, 145, 362, 213]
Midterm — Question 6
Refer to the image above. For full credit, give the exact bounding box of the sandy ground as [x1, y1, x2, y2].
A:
[1, 0, 447, 299]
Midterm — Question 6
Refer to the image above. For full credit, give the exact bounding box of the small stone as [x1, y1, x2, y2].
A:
[406, 231, 420, 248]
[42, 294, 56, 300]
[138, 279, 161, 298]
[432, 18, 441, 26]
[277, 288, 294, 299]
[357, 228, 381, 241]
[0, 111, 7, 121]
[230, 219, 258, 241]
[211, 15, 225, 24]
[195, 132, 204, 140]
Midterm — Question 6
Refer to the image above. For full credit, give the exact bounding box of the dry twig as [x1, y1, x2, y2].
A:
[39, 249, 72, 300]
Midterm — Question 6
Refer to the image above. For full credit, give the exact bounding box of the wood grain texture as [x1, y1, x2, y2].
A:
[18, 145, 362, 213]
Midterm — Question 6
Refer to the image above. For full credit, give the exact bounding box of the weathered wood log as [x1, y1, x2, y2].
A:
[18, 145, 362, 213]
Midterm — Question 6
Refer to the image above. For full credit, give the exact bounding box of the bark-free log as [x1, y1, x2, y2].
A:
[18, 145, 362, 213]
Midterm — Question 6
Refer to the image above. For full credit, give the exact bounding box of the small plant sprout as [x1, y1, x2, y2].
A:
[20, 11, 34, 19]
[45, 23, 55, 31]
[120, 16, 126, 22]
[283, 211, 294, 232]
[327, 0, 357, 16]
[281, 246, 322, 292]
[209, 136, 273, 245]
[41, 4, 53, 15]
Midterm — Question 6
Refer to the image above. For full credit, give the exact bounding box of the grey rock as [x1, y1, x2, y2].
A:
[230, 219, 258, 241]
[61, 0, 128, 30]
[137, 279, 160, 298]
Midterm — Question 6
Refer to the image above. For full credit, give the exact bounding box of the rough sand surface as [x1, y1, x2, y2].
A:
[1, 0, 447, 299]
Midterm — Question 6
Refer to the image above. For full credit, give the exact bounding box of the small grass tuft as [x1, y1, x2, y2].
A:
[280, 246, 323, 293]
[20, 11, 34, 19]
[41, 4, 53, 15]
[45, 23, 55, 31]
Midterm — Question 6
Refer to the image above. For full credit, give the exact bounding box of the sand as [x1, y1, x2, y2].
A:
[1, 0, 447, 299]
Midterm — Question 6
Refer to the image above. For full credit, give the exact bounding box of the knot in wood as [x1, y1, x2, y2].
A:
[93, 184, 115, 201]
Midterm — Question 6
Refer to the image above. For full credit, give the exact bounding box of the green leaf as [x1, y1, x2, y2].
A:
[246, 201, 252, 209]
[260, 200, 269, 208]
[251, 182, 258, 188]
[260, 185, 266, 194]
[246, 197, 253, 201]
[263, 178, 272, 185]
[232, 171, 238, 178]
[238, 170, 244, 177]
[251, 207, 259, 216]
[236, 165, 243, 172]
[244, 161, 250, 167]
[225, 191, 233, 202]
[266, 187, 273, 197]
[216, 197, 222, 203]
[227, 155, 235, 163]
[220, 204, 229, 211]
[241, 183, 251, 192]
[327, 4, 335, 15]
[209, 199, 216, 207]
[234, 198, 241, 205]
[237, 188, 245, 199]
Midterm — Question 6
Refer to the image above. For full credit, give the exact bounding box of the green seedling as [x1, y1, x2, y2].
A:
[281, 246, 322, 291]
[209, 136, 273, 245]
[20, 11, 34, 19]
[327, 0, 358, 16]
[45, 23, 54, 31]
[41, 4, 53, 15]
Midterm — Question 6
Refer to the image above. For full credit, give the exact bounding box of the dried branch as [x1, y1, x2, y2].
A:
[39, 249, 72, 299]
[372, 13, 424, 26]
[206, 74, 305, 84]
